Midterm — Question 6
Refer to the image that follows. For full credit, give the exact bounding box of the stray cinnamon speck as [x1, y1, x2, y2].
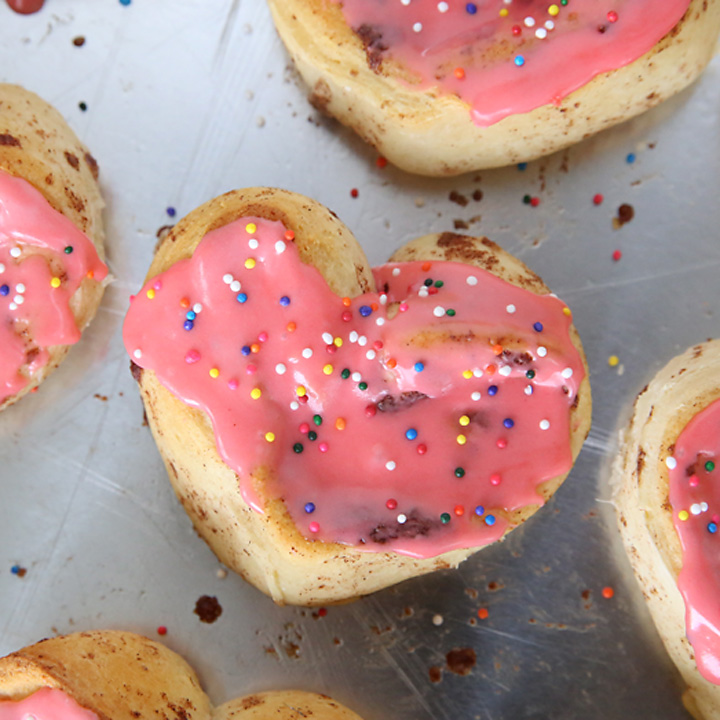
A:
[194, 595, 222, 623]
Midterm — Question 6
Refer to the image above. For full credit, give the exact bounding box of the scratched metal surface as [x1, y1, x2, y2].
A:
[0, 3, 718, 719]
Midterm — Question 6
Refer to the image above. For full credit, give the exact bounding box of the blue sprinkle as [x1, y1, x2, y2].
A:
[533, 322, 543, 332]
[359, 305, 372, 317]
[485, 514, 496, 526]
[237, 292, 248, 303]
[414, 362, 425, 372]
[279, 295, 290, 306]
[517, 162, 528, 171]
[626, 153, 636, 164]
[405, 428, 418, 441]
[514, 55, 525, 67]
[166, 206, 176, 217]
[465, 2, 477, 13]
[709, 522, 718, 534]
[503, 418, 514, 429]
[0, 284, 8, 296]
[10, 565, 20, 574]
[185, 310, 196, 321]
[183, 320, 194, 331]
[488, 385, 498, 396]
[474, 506, 485, 516]
[304, 502, 315, 514]
[119, 0, 131, 5]
[241, 345, 251, 356]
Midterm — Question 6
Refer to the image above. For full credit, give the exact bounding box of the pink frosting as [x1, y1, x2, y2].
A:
[123, 218, 584, 558]
[668, 398, 720, 683]
[331, 0, 692, 126]
[0, 688, 98, 720]
[0, 169, 108, 404]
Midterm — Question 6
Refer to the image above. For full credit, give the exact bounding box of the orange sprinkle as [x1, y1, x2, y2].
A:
[477, 608, 489, 620]
[342, 296, 352, 307]
[492, 344, 503, 355]
[285, 229, 295, 241]
[335, 417, 346, 431]
[454, 67, 465, 80]
[30, 386, 38, 393]
[180, 297, 190, 308]
[250, 343, 260, 353]
[286, 322, 297, 333]
[453, 505, 464, 516]
[86, 270, 94, 279]
[485, 364, 497, 376]
[387, 358, 397, 369]
[371, 302, 379, 311]
[601, 586, 615, 599]
[421, 261, 432, 272]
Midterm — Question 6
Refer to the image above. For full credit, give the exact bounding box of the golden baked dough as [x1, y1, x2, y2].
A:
[0, 630, 364, 720]
[0, 84, 106, 410]
[126, 187, 591, 606]
[267, 0, 720, 176]
[614, 340, 720, 720]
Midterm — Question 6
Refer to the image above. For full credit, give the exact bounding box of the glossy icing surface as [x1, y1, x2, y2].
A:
[332, 0, 691, 126]
[668, 398, 720, 683]
[0, 169, 107, 404]
[0, 688, 98, 720]
[123, 218, 584, 557]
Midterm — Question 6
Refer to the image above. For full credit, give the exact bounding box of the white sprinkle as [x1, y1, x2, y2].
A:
[473, 368, 484, 378]
[0, 263, 5, 273]
[302, 347, 313, 359]
[398, 513, 408, 524]
[10, 247, 21, 258]
[535, 28, 547, 39]
[290, 401, 299, 411]
[506, 304, 516, 314]
[418, 287, 429, 298]
[193, 303, 203, 314]
[545, 20, 555, 30]
[432, 613, 444, 625]
[376, 317, 385, 326]
[248, 238, 259, 250]
[379, 294, 388, 305]
[222, 273, 233, 284]
[366, 350, 376, 360]
[275, 240, 287, 254]
[524, 15, 535, 27]
[437, 1, 448, 11]
[8, 302, 17, 311]
[691, 503, 702, 516]
[702, 502, 709, 512]
[133, 349, 142, 359]
[466, 275, 478, 286]
[358, 335, 368, 347]
[666, 456, 677, 470]
[471, 391, 482, 401]
[13, 295, 24, 305]
[392, 267, 401, 276]
[525, 385, 534, 396]
[401, 0, 410, 5]
[433, 306, 446, 318]
[412, 22, 423, 32]
[537, 346, 547, 358]
[349, 331, 359, 343]
[561, 367, 574, 379]
[231, 280, 242, 292]
[322, 332, 334, 345]
[539, 419, 550, 430]
[351, 372, 362, 382]
[275, 363, 287, 375]
[499, 365, 512, 377]
[386, 461, 397, 471]
[15, 283, 25, 294]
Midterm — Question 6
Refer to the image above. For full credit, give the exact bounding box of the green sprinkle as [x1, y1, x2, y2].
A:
[446, 308, 456, 317]
[64, 245, 74, 254]
[434, 280, 444, 288]
[293, 443, 304, 454]
[358, 381, 368, 391]
[523, 194, 532, 204]
[706, 461, 716, 472]
[454, 467, 465, 478]
[341, 368, 350, 379]
[526, 369, 536, 379]
[313, 414, 323, 426]
[440, 513, 451, 524]
[308, 431, 318, 441]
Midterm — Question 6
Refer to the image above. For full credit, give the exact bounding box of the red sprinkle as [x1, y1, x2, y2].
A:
[593, 193, 604, 205]
[417, 443, 428, 455]
[607, 10, 618, 22]
[386, 498, 398, 510]
[365, 404, 377, 417]
[530, 196, 540, 207]
[477, 608, 489, 620]
[612, 249, 622, 262]
[511, 25, 521, 36]
[157, 626, 168, 636]
[376, 156, 388, 168]
[350, 188, 359, 198]
[601, 586, 615, 599]
[317, 607, 328, 617]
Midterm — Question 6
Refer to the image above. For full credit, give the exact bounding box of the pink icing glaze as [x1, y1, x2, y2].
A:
[0, 688, 98, 720]
[0, 169, 108, 404]
[123, 218, 584, 558]
[330, 0, 691, 126]
[669, 398, 720, 683]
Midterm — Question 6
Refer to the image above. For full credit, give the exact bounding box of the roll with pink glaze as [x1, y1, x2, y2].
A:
[267, 0, 720, 176]
[0, 630, 365, 720]
[123, 187, 591, 605]
[0, 85, 108, 410]
[614, 340, 720, 720]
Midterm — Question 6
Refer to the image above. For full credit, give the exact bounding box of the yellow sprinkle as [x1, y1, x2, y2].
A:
[462, 369, 473, 380]
[50, 277, 61, 288]
[459, 415, 470, 427]
[245, 258, 256, 269]
[499, 7, 508, 16]
[250, 387, 262, 400]
[548, 4, 560, 15]
[333, 337, 343, 347]
[296, 385, 306, 397]
[563, 307, 572, 316]
[678, 510, 689, 522]
[245, 222, 257, 234]
[457, 434, 467, 445]
[209, 367, 220, 379]
[146, 288, 155, 299]
[323, 364, 334, 375]
[335, 417, 346, 431]
[608, 355, 620, 367]
[265, 432, 275, 443]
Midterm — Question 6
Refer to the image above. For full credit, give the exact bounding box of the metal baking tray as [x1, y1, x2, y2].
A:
[1, 3, 718, 718]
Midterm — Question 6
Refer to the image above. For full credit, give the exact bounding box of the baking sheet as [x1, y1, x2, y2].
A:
[1, 2, 719, 718]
